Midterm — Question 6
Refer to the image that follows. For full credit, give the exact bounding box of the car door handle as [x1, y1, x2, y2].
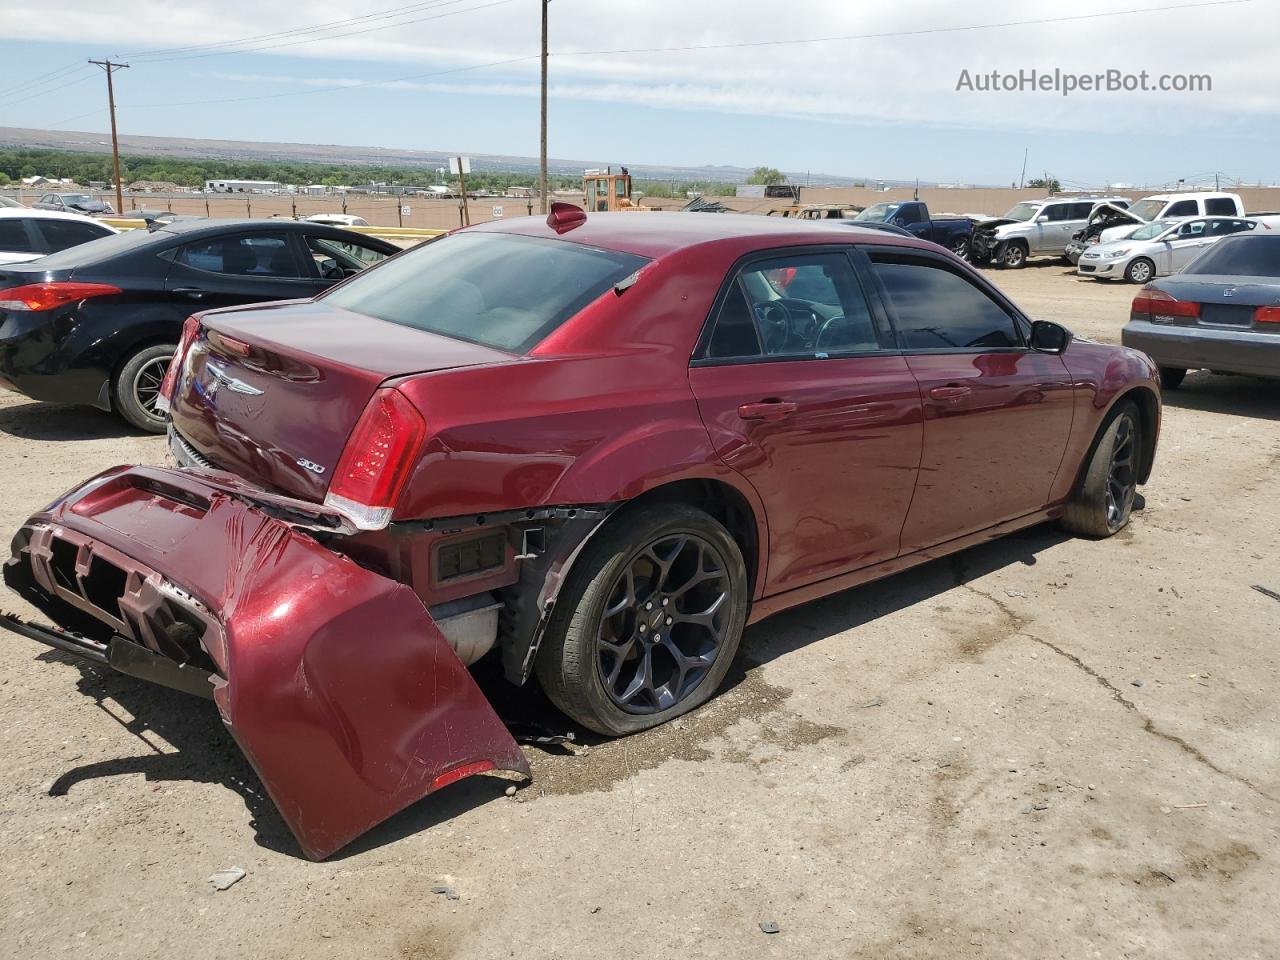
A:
[172, 287, 206, 300]
[929, 385, 972, 400]
[738, 399, 798, 421]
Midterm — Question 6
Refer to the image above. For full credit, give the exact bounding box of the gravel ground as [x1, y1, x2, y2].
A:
[1, 260, 1277, 960]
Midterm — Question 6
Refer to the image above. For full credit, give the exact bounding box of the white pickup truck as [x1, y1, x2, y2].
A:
[1065, 192, 1247, 263]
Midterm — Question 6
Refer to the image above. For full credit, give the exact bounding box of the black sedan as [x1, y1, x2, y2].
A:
[0, 218, 399, 431]
[1122, 233, 1280, 389]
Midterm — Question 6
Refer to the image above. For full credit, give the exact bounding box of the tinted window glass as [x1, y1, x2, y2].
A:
[1045, 204, 1071, 222]
[322, 233, 647, 353]
[177, 233, 304, 278]
[897, 204, 923, 225]
[306, 235, 388, 280]
[0, 220, 33, 252]
[871, 256, 1020, 350]
[1184, 235, 1280, 276]
[1206, 219, 1253, 236]
[36, 219, 112, 252]
[1205, 197, 1236, 215]
[1165, 200, 1198, 217]
[708, 252, 880, 359]
[1175, 221, 1208, 238]
[1070, 202, 1095, 219]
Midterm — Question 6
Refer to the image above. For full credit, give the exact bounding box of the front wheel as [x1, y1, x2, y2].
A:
[113, 343, 175, 433]
[1125, 257, 1155, 284]
[535, 503, 749, 736]
[1002, 242, 1028, 269]
[1061, 401, 1141, 538]
[948, 236, 971, 261]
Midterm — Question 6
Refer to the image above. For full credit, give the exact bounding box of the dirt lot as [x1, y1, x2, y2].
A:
[2, 261, 1278, 959]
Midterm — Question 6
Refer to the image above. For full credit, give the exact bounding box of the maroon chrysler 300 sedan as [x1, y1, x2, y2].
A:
[3, 207, 1161, 858]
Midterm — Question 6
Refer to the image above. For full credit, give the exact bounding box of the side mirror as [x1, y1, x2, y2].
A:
[1030, 320, 1072, 354]
[1034, 214, 1049, 224]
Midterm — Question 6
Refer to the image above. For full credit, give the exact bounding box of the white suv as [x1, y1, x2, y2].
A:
[971, 196, 1132, 268]
[1094, 192, 1245, 243]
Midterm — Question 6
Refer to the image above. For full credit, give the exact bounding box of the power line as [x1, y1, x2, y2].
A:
[124, 53, 540, 109]
[125, 0, 469, 59]
[553, 0, 1252, 56]
[131, 0, 515, 64]
[5, 71, 97, 108]
[0, 59, 89, 98]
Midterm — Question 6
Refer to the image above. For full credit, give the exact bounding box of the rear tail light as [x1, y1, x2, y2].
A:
[1254, 306, 1280, 324]
[1131, 286, 1200, 321]
[155, 315, 201, 414]
[323, 388, 427, 530]
[0, 281, 122, 312]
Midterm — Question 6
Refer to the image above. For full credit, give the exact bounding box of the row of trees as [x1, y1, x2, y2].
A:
[0, 149, 746, 198]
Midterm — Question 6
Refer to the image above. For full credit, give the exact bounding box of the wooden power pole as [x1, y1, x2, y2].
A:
[539, 0, 549, 214]
[89, 58, 129, 215]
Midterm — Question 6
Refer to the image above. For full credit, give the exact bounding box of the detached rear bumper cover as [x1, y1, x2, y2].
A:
[2, 465, 530, 861]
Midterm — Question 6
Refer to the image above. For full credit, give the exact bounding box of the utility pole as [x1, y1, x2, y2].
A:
[1018, 147, 1028, 189]
[89, 59, 129, 215]
[539, 0, 549, 214]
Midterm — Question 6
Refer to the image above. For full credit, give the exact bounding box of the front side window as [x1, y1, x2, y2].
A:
[870, 254, 1021, 351]
[704, 252, 882, 360]
[36, 219, 112, 252]
[322, 232, 647, 353]
[305, 235, 388, 279]
[177, 233, 305, 278]
[1175, 220, 1208, 238]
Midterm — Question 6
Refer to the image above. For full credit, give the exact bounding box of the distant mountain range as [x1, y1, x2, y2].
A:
[0, 125, 902, 187]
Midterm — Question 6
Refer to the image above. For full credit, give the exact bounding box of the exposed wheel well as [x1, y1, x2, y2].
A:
[1120, 386, 1160, 484]
[624, 479, 762, 596]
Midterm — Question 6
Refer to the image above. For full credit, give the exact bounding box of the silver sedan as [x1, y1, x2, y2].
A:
[1076, 216, 1261, 283]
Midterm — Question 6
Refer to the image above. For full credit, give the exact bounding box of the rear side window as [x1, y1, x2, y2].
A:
[1045, 204, 1071, 222]
[35, 219, 112, 252]
[1165, 200, 1198, 217]
[177, 233, 305, 278]
[703, 252, 882, 360]
[1185, 235, 1280, 276]
[1206, 219, 1254, 236]
[870, 254, 1021, 350]
[0, 220, 34, 253]
[322, 232, 647, 353]
[1069, 202, 1095, 219]
[1205, 197, 1237, 216]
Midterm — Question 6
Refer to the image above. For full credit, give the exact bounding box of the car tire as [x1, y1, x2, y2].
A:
[1003, 242, 1028, 269]
[948, 237, 971, 261]
[1159, 367, 1187, 390]
[535, 502, 749, 736]
[1061, 400, 1141, 538]
[1125, 258, 1155, 284]
[113, 343, 175, 434]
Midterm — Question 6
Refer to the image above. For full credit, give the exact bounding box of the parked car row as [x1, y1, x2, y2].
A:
[0, 218, 397, 430]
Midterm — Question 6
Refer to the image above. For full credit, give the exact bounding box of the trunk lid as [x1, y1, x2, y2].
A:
[169, 299, 515, 501]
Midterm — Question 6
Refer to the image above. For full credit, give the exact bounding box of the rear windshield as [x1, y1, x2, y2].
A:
[1184, 235, 1280, 277]
[322, 232, 649, 352]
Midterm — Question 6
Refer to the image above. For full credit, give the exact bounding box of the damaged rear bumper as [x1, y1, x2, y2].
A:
[2, 465, 530, 860]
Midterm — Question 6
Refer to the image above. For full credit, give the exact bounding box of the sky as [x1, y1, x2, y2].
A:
[1, 0, 1278, 187]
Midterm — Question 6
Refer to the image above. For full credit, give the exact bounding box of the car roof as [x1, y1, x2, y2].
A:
[467, 210, 928, 259]
[0, 207, 116, 226]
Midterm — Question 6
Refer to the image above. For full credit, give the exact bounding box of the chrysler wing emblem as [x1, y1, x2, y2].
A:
[205, 360, 264, 396]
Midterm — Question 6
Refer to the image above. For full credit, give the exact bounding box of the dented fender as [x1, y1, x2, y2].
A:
[2, 466, 529, 860]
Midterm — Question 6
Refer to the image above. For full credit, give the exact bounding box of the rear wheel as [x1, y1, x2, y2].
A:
[113, 343, 175, 433]
[1125, 258, 1155, 284]
[1159, 367, 1187, 390]
[1062, 401, 1141, 538]
[535, 503, 749, 736]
